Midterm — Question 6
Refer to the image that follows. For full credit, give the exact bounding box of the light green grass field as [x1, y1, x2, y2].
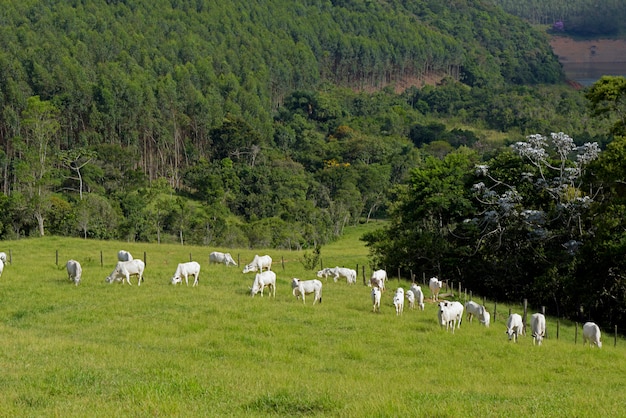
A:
[0, 223, 624, 417]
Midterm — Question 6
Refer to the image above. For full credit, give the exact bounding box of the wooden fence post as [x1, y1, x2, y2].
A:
[523, 299, 528, 329]
[362, 265, 366, 286]
[493, 302, 497, 322]
[144, 251, 147, 266]
[282, 256, 285, 271]
[556, 319, 560, 340]
[615, 325, 618, 347]
[190, 253, 193, 262]
[100, 250, 103, 267]
[397, 267, 401, 283]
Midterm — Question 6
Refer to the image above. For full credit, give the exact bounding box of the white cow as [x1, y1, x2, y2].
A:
[291, 278, 322, 304]
[250, 271, 276, 297]
[530, 313, 546, 346]
[243, 255, 272, 274]
[506, 313, 524, 342]
[370, 269, 387, 291]
[0, 258, 4, 277]
[117, 250, 133, 262]
[209, 251, 237, 266]
[316, 268, 332, 280]
[170, 261, 201, 286]
[106, 259, 145, 286]
[437, 301, 464, 333]
[406, 290, 415, 310]
[429, 277, 443, 301]
[393, 288, 405, 316]
[371, 287, 381, 313]
[322, 266, 357, 284]
[582, 322, 602, 348]
[465, 301, 489, 326]
[0, 251, 6, 263]
[66, 259, 82, 286]
[409, 283, 425, 310]
[481, 310, 491, 328]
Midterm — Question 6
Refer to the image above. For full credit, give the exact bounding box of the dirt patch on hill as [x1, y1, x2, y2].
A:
[550, 36, 626, 64]
[550, 36, 626, 86]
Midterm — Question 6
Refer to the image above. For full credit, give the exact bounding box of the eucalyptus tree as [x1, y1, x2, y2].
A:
[16, 96, 60, 236]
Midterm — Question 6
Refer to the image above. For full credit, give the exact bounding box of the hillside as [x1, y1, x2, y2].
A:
[550, 36, 626, 86]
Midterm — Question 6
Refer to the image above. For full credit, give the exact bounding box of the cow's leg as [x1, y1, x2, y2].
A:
[193, 273, 199, 287]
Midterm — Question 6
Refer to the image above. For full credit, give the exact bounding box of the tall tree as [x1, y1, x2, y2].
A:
[18, 96, 60, 236]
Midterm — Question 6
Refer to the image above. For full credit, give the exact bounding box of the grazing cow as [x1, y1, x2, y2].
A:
[406, 290, 415, 310]
[410, 283, 425, 310]
[323, 266, 357, 284]
[106, 259, 145, 286]
[370, 269, 387, 291]
[393, 288, 405, 316]
[530, 313, 546, 346]
[582, 322, 602, 348]
[437, 301, 464, 333]
[481, 310, 491, 328]
[429, 277, 443, 301]
[0, 251, 6, 263]
[242, 255, 272, 274]
[465, 301, 489, 326]
[291, 278, 322, 304]
[117, 250, 133, 262]
[250, 271, 276, 297]
[316, 268, 331, 280]
[0, 258, 4, 277]
[371, 287, 381, 313]
[209, 251, 237, 266]
[66, 259, 82, 286]
[170, 261, 201, 286]
[506, 313, 524, 342]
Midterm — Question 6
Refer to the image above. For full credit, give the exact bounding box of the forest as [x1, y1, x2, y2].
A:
[2, 1, 626, 327]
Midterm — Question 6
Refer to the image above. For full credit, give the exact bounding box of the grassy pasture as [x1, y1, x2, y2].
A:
[1, 223, 625, 417]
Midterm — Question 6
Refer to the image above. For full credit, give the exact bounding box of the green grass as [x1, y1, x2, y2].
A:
[0, 225, 625, 417]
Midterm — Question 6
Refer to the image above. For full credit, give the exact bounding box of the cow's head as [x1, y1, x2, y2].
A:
[243, 264, 257, 274]
[171, 276, 182, 285]
[224, 253, 237, 266]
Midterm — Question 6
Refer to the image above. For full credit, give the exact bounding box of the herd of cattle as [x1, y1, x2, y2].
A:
[0, 249, 604, 348]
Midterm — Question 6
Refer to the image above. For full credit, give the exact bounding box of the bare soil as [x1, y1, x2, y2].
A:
[550, 36, 626, 86]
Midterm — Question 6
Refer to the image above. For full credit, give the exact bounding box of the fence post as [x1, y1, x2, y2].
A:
[493, 302, 497, 322]
[9, 249, 12, 264]
[190, 253, 193, 262]
[523, 299, 528, 330]
[362, 265, 366, 286]
[556, 319, 560, 340]
[320, 257, 323, 270]
[55, 249, 58, 266]
[397, 267, 401, 283]
[238, 254, 240, 267]
[282, 256, 285, 271]
[615, 325, 618, 347]
[100, 250, 103, 267]
[144, 251, 147, 266]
